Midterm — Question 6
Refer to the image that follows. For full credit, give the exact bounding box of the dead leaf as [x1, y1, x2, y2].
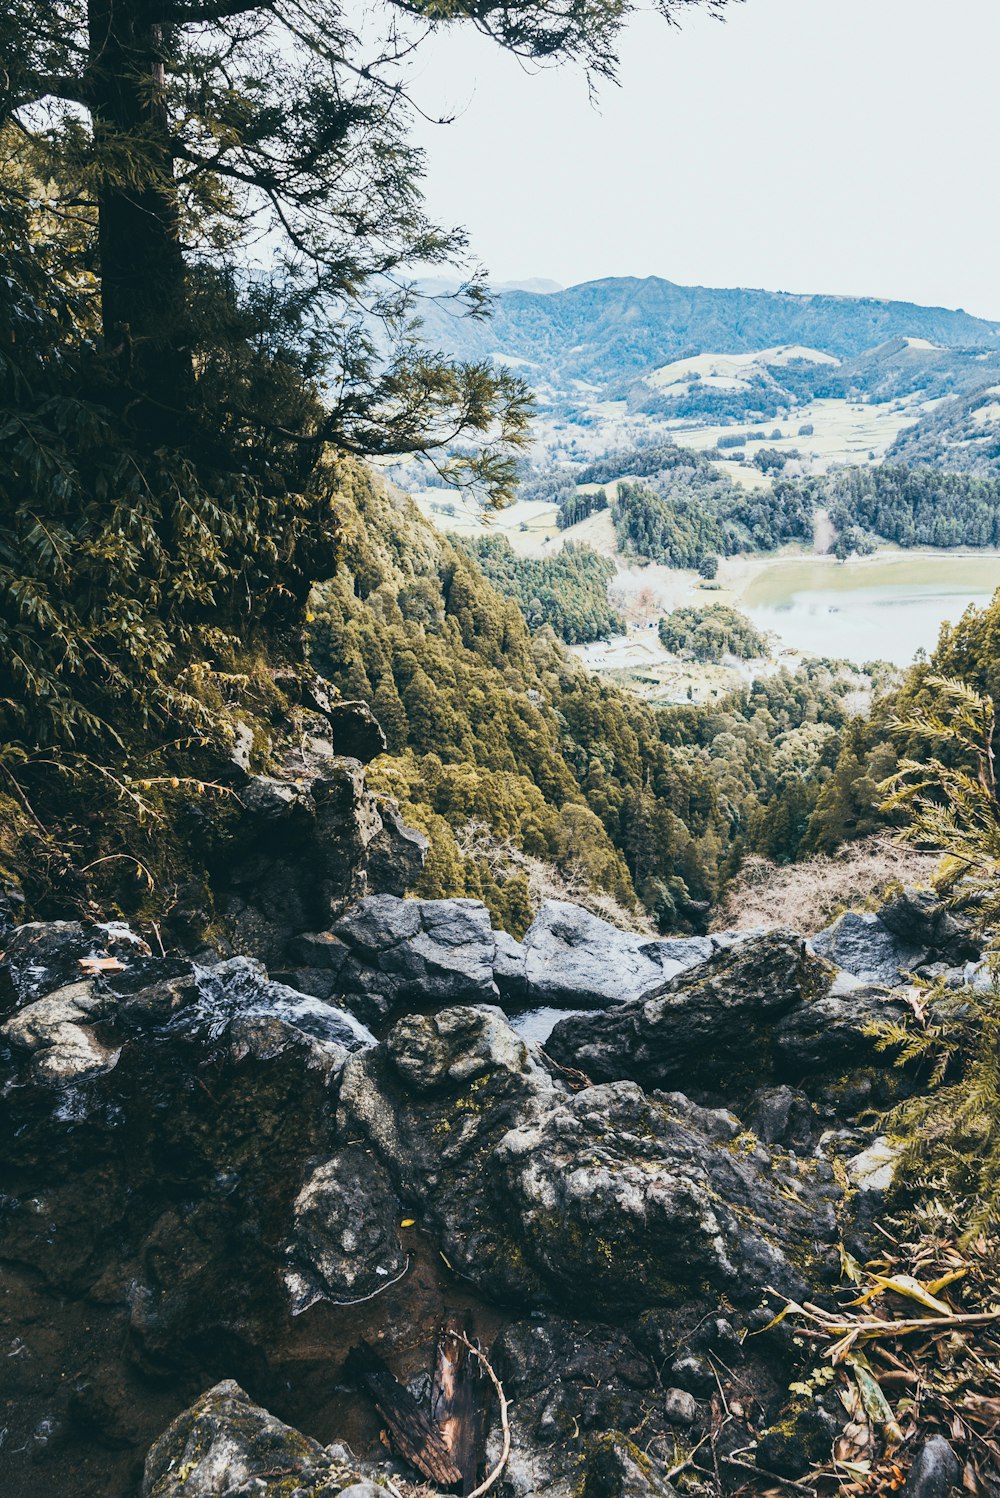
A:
[79, 956, 126, 974]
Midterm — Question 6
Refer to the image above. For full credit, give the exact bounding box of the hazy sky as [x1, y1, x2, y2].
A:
[409, 0, 1000, 319]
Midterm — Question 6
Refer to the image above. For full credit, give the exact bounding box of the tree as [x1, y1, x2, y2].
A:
[1, 0, 734, 761]
[5, 0, 731, 462]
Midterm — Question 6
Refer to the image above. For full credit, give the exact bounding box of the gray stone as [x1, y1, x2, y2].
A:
[0, 919, 150, 1007]
[1, 979, 120, 1081]
[845, 1136, 898, 1194]
[284, 1147, 404, 1312]
[546, 930, 907, 1097]
[748, 1086, 816, 1149]
[811, 910, 925, 987]
[212, 760, 426, 966]
[879, 887, 976, 964]
[142, 1380, 363, 1497]
[330, 895, 498, 1023]
[902, 1435, 961, 1497]
[365, 799, 429, 896]
[520, 900, 711, 1011]
[663, 1388, 699, 1425]
[338, 1004, 839, 1316]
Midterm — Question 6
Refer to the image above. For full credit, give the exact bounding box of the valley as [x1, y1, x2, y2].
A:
[396, 278, 1000, 695]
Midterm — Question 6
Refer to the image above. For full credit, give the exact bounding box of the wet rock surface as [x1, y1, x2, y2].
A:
[0, 896, 964, 1498]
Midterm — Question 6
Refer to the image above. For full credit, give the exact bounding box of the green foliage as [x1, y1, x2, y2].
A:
[556, 489, 609, 529]
[0, 175, 339, 755]
[866, 674, 1000, 1234]
[872, 972, 1000, 1238]
[658, 605, 768, 663]
[306, 469, 851, 931]
[882, 677, 1000, 927]
[452, 536, 622, 643]
[611, 473, 813, 570]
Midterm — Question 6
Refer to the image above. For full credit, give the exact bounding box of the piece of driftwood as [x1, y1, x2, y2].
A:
[445, 1331, 511, 1498]
[346, 1340, 463, 1486]
[432, 1321, 484, 1495]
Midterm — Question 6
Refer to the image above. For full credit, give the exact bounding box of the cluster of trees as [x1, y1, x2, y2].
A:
[825, 466, 1000, 548]
[612, 482, 724, 571]
[611, 476, 814, 571]
[658, 606, 769, 662]
[451, 536, 622, 643]
[557, 453, 1000, 572]
[625, 378, 785, 424]
[557, 489, 609, 529]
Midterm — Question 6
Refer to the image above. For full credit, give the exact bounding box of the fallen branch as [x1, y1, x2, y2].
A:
[765, 1287, 1000, 1343]
[446, 1331, 510, 1498]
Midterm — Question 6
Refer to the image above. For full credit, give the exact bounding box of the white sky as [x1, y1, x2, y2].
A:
[408, 0, 1000, 319]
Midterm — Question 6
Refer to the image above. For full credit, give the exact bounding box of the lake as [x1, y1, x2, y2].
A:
[739, 552, 1000, 666]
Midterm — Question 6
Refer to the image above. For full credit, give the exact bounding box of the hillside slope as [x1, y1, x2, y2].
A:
[306, 465, 886, 934]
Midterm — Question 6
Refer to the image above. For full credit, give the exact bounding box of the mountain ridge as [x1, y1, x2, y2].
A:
[421, 274, 1000, 392]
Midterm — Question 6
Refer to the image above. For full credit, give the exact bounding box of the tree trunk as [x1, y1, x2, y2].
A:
[87, 0, 193, 435]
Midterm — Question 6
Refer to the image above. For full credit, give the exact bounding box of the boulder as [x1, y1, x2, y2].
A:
[878, 886, 977, 965]
[327, 894, 499, 1024]
[338, 1004, 839, 1315]
[489, 1319, 670, 1498]
[326, 699, 387, 764]
[1, 978, 120, 1081]
[208, 760, 426, 966]
[546, 930, 907, 1098]
[365, 799, 429, 897]
[519, 900, 714, 1010]
[283, 1145, 405, 1312]
[811, 910, 925, 987]
[0, 918, 150, 1007]
[142, 1380, 365, 1497]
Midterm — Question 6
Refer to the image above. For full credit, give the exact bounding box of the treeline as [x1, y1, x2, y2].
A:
[658, 605, 769, 663]
[556, 451, 1000, 568]
[557, 489, 608, 529]
[823, 465, 1000, 549]
[451, 535, 622, 644]
[307, 468, 870, 934]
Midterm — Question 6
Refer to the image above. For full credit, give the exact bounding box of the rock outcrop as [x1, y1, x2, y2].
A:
[0, 896, 962, 1498]
[279, 895, 730, 1025]
[209, 761, 428, 965]
[811, 885, 977, 988]
[545, 928, 908, 1102]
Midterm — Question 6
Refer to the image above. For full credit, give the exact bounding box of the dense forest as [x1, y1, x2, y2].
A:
[451, 535, 622, 642]
[611, 475, 814, 571]
[785, 465, 1000, 550]
[547, 448, 1000, 567]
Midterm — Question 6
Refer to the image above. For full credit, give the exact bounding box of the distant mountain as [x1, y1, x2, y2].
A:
[418, 275, 1000, 392]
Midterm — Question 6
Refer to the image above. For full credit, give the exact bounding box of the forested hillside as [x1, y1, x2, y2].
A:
[307, 467, 890, 933]
[451, 535, 622, 642]
[546, 450, 1000, 569]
